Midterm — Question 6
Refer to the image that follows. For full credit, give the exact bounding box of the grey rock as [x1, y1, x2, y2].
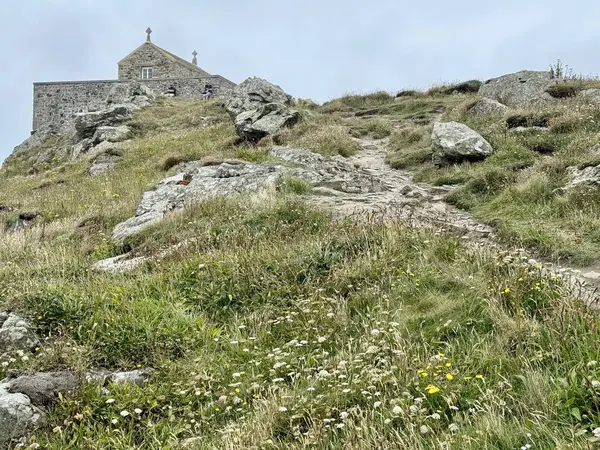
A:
[479, 70, 556, 107]
[7, 372, 79, 407]
[431, 122, 494, 166]
[106, 82, 155, 105]
[508, 126, 549, 134]
[234, 103, 300, 142]
[11, 128, 57, 157]
[466, 97, 509, 117]
[5, 212, 40, 234]
[92, 126, 131, 145]
[112, 147, 387, 241]
[225, 77, 292, 118]
[0, 383, 44, 449]
[75, 104, 138, 141]
[71, 138, 94, 160]
[109, 369, 152, 386]
[579, 88, 600, 103]
[560, 164, 600, 192]
[0, 314, 40, 354]
[87, 151, 122, 176]
[225, 78, 298, 142]
[91, 254, 147, 272]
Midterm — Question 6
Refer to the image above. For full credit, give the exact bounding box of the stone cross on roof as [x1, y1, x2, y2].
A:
[192, 50, 198, 66]
[146, 27, 152, 42]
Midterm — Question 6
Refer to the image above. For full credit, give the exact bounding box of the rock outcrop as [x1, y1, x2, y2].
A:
[479, 70, 556, 107]
[225, 78, 299, 142]
[579, 88, 600, 104]
[0, 382, 44, 449]
[69, 83, 154, 160]
[7, 83, 154, 172]
[87, 149, 123, 176]
[234, 103, 300, 142]
[0, 367, 152, 448]
[431, 122, 494, 166]
[111, 147, 387, 242]
[466, 97, 509, 117]
[0, 313, 40, 355]
[7, 372, 79, 407]
[560, 164, 600, 192]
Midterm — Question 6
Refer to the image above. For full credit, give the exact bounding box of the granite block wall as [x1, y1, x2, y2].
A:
[32, 76, 236, 134]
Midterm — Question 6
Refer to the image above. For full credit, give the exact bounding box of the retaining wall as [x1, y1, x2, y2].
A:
[32, 76, 236, 133]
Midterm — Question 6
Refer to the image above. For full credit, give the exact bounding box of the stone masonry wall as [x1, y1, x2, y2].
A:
[32, 76, 235, 134]
[118, 43, 210, 81]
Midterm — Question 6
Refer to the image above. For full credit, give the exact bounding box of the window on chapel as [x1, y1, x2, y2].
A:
[141, 67, 153, 79]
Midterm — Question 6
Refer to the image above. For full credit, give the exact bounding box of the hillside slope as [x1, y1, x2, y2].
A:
[1, 81, 600, 449]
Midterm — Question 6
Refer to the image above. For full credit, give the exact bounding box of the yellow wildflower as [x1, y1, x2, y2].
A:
[425, 385, 440, 394]
[446, 373, 454, 380]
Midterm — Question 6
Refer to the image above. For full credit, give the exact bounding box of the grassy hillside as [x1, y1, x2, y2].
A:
[2, 88, 600, 448]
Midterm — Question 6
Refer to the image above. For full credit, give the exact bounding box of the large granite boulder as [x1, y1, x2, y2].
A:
[7, 372, 79, 408]
[92, 125, 131, 145]
[111, 147, 387, 242]
[225, 78, 298, 142]
[0, 382, 44, 449]
[106, 82, 155, 107]
[479, 70, 556, 107]
[234, 103, 300, 142]
[75, 105, 137, 141]
[0, 313, 40, 355]
[225, 77, 292, 117]
[579, 89, 600, 104]
[466, 97, 509, 117]
[431, 122, 494, 166]
[87, 150, 123, 176]
[559, 164, 600, 192]
[0, 368, 152, 448]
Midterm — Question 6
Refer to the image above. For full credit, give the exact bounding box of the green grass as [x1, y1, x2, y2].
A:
[3, 94, 600, 449]
[6, 194, 600, 449]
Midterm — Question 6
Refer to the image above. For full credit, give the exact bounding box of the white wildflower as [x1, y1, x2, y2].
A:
[111, 419, 118, 425]
[593, 427, 600, 438]
[120, 410, 130, 417]
[449, 423, 459, 433]
[318, 337, 326, 343]
[371, 329, 381, 337]
[374, 401, 382, 408]
[431, 413, 441, 420]
[340, 411, 348, 420]
[278, 407, 288, 412]
[105, 398, 115, 404]
[420, 425, 429, 434]
[392, 406, 402, 415]
[134, 408, 143, 414]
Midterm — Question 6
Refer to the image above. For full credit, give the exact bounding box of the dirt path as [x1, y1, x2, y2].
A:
[309, 135, 495, 241]
[308, 132, 600, 304]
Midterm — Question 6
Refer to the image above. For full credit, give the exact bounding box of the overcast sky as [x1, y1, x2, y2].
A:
[1, 1, 599, 162]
